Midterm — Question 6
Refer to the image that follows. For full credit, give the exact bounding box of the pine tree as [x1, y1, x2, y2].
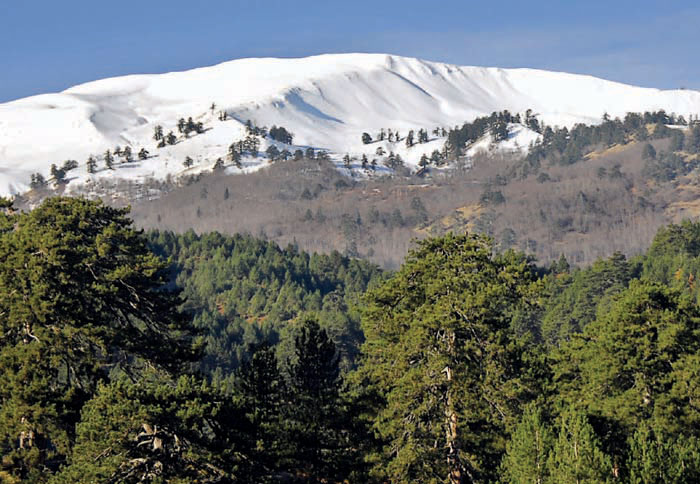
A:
[104, 150, 114, 169]
[627, 425, 700, 484]
[53, 376, 248, 483]
[362, 154, 369, 169]
[50, 163, 65, 183]
[418, 128, 429, 143]
[183, 156, 194, 168]
[501, 405, 553, 484]
[122, 145, 132, 162]
[62, 159, 78, 172]
[30, 173, 47, 189]
[266, 145, 280, 161]
[86, 156, 97, 174]
[177, 118, 186, 134]
[405, 129, 415, 147]
[138, 148, 149, 160]
[362, 132, 372, 144]
[213, 157, 225, 170]
[343, 154, 352, 168]
[185, 117, 196, 136]
[166, 131, 177, 145]
[0, 198, 199, 480]
[418, 153, 429, 168]
[153, 125, 163, 141]
[236, 344, 285, 480]
[547, 408, 612, 483]
[555, 280, 700, 437]
[283, 319, 352, 482]
[357, 234, 541, 483]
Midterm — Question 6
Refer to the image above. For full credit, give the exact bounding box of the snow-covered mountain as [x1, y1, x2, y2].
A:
[2, 53, 700, 196]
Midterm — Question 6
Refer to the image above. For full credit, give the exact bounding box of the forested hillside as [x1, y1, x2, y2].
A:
[146, 230, 383, 383]
[125, 111, 700, 269]
[2, 197, 700, 483]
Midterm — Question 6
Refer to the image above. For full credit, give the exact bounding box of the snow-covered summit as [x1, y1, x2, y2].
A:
[2, 53, 700, 196]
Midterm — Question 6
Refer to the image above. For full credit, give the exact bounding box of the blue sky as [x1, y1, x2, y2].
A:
[2, 0, 699, 102]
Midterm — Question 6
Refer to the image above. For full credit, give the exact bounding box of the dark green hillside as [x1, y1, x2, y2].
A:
[147, 230, 383, 384]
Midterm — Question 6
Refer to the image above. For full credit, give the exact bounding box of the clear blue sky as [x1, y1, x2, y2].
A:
[3, 0, 699, 102]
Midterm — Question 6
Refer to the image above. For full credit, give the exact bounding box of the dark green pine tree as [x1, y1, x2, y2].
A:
[122, 145, 132, 162]
[236, 344, 285, 481]
[177, 117, 186, 134]
[554, 280, 700, 438]
[357, 233, 542, 484]
[0, 198, 199, 481]
[283, 319, 352, 483]
[50, 163, 65, 183]
[362, 132, 372, 144]
[183, 156, 194, 168]
[153, 124, 163, 141]
[30, 173, 47, 189]
[418, 153, 429, 168]
[138, 148, 149, 160]
[53, 375, 249, 484]
[104, 149, 114, 169]
[185, 117, 196, 136]
[405, 129, 414, 147]
[86, 156, 97, 174]
[166, 131, 177, 145]
[266, 145, 280, 161]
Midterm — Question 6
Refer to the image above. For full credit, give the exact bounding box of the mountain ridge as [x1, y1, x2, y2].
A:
[2, 52, 700, 196]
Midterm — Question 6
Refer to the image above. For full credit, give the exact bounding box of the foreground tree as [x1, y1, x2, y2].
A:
[53, 375, 246, 484]
[501, 405, 553, 484]
[357, 233, 541, 483]
[547, 408, 612, 483]
[0, 198, 198, 480]
[282, 319, 354, 482]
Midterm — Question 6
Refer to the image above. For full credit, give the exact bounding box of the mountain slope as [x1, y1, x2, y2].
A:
[2, 53, 700, 196]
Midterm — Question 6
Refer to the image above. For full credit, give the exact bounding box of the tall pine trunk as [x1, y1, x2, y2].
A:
[444, 330, 463, 484]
